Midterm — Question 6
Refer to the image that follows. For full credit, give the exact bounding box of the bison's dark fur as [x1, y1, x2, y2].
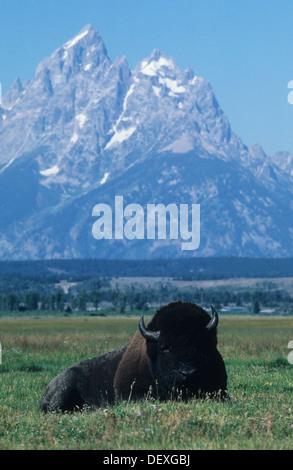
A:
[40, 301, 228, 412]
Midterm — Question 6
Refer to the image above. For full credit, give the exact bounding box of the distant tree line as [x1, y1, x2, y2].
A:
[0, 278, 292, 314]
[1, 257, 293, 280]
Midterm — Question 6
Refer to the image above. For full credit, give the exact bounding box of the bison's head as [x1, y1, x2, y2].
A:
[139, 301, 227, 399]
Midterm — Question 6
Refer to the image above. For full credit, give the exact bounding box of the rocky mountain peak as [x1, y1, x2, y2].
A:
[0, 25, 292, 260]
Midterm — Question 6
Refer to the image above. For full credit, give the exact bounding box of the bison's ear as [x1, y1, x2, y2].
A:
[206, 306, 219, 331]
[139, 315, 160, 342]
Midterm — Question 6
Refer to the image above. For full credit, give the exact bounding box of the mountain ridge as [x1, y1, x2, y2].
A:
[0, 24, 292, 260]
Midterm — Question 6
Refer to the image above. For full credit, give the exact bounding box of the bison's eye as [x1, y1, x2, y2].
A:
[160, 345, 170, 354]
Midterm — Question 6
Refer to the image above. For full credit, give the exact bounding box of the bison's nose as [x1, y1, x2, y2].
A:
[178, 367, 196, 379]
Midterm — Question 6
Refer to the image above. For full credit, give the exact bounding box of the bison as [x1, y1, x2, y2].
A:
[40, 301, 228, 412]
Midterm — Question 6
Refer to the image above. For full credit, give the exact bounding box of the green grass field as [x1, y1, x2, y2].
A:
[0, 315, 293, 450]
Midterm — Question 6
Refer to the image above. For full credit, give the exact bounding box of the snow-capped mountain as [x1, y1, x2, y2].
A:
[0, 24, 292, 260]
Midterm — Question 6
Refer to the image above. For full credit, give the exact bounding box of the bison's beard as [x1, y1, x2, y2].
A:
[154, 368, 202, 401]
[154, 358, 227, 401]
[156, 372, 226, 401]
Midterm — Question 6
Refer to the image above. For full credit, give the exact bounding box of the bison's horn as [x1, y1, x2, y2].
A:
[206, 305, 219, 330]
[139, 315, 160, 342]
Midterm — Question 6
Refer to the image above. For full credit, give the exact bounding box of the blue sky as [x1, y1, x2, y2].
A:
[1, 0, 293, 155]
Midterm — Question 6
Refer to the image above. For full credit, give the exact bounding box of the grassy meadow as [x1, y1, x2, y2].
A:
[0, 314, 293, 450]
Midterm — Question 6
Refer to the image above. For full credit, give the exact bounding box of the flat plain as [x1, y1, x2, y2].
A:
[0, 315, 293, 450]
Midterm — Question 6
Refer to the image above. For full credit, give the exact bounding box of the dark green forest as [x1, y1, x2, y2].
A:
[0, 258, 292, 315]
[0, 257, 293, 279]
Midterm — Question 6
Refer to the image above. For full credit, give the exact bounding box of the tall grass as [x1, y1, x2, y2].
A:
[0, 315, 292, 450]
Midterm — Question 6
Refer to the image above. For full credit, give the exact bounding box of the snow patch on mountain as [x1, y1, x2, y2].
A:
[105, 126, 137, 149]
[161, 134, 194, 154]
[40, 165, 60, 176]
[75, 113, 87, 128]
[100, 172, 110, 184]
[64, 28, 90, 50]
[140, 54, 176, 76]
